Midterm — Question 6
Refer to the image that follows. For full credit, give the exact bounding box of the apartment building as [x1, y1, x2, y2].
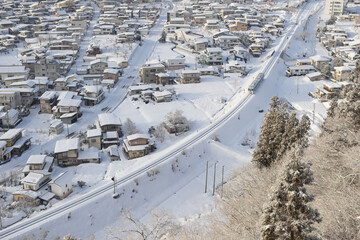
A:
[325, 0, 344, 15]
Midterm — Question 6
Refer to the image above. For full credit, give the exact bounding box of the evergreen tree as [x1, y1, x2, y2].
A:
[279, 112, 299, 158]
[296, 115, 311, 148]
[260, 148, 322, 240]
[253, 97, 291, 168]
[327, 98, 338, 118]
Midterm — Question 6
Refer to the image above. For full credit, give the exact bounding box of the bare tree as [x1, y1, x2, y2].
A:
[106, 209, 178, 240]
[153, 123, 166, 143]
[124, 118, 139, 135]
[18, 198, 37, 218]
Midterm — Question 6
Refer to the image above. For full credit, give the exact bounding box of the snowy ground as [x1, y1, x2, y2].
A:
[0, 0, 332, 238]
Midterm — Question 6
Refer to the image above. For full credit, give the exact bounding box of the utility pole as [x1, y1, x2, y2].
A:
[312, 102, 315, 123]
[221, 165, 224, 198]
[212, 162, 217, 196]
[204, 161, 208, 193]
[297, 77, 299, 94]
[112, 177, 116, 194]
[66, 123, 70, 137]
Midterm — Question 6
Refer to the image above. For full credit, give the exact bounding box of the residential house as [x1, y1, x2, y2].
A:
[49, 120, 64, 135]
[98, 113, 122, 136]
[0, 128, 22, 147]
[89, 59, 108, 74]
[35, 56, 61, 81]
[139, 63, 166, 84]
[152, 90, 173, 103]
[296, 59, 312, 66]
[49, 171, 73, 199]
[77, 147, 100, 164]
[81, 86, 105, 106]
[286, 65, 315, 77]
[103, 68, 121, 83]
[53, 93, 82, 119]
[310, 55, 332, 70]
[180, 70, 201, 84]
[123, 133, 153, 159]
[225, 60, 246, 75]
[39, 91, 57, 114]
[0, 141, 11, 164]
[164, 59, 185, 70]
[128, 85, 153, 95]
[316, 81, 342, 101]
[87, 128, 102, 149]
[0, 66, 30, 83]
[201, 47, 223, 65]
[214, 35, 240, 50]
[306, 72, 323, 81]
[21, 171, 51, 191]
[229, 21, 248, 31]
[22, 155, 54, 177]
[332, 66, 354, 81]
[155, 73, 177, 85]
[54, 138, 80, 167]
[103, 131, 120, 148]
[0, 109, 21, 128]
[108, 145, 120, 161]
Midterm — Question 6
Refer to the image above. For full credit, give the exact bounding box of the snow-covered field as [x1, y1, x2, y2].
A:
[0, 0, 333, 238]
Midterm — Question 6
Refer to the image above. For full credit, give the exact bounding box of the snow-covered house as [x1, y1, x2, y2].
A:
[98, 113, 122, 136]
[103, 68, 121, 83]
[332, 66, 354, 81]
[81, 86, 105, 106]
[53, 93, 82, 119]
[49, 171, 73, 199]
[286, 66, 315, 77]
[139, 63, 166, 84]
[225, 60, 246, 75]
[164, 58, 185, 70]
[201, 47, 223, 65]
[78, 147, 100, 164]
[21, 171, 51, 191]
[103, 131, 120, 148]
[180, 70, 201, 84]
[54, 138, 80, 167]
[22, 155, 54, 177]
[0, 109, 21, 128]
[123, 133, 153, 159]
[0, 141, 11, 164]
[309, 55, 332, 70]
[87, 128, 102, 149]
[152, 90, 173, 103]
[49, 120, 64, 135]
[108, 145, 120, 161]
[89, 59, 108, 74]
[39, 91, 58, 114]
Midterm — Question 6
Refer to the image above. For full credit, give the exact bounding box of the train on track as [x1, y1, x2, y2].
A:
[248, 72, 264, 94]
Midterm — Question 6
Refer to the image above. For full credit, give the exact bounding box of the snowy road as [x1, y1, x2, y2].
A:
[0, 0, 321, 238]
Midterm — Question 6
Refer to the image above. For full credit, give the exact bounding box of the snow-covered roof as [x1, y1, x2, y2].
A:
[152, 90, 172, 98]
[57, 98, 81, 107]
[39, 91, 57, 100]
[127, 133, 150, 141]
[26, 155, 46, 165]
[78, 147, 100, 160]
[310, 55, 331, 62]
[104, 131, 119, 139]
[50, 171, 73, 187]
[21, 172, 50, 185]
[0, 128, 22, 140]
[104, 68, 120, 74]
[306, 72, 322, 78]
[87, 128, 102, 138]
[98, 113, 121, 126]
[83, 85, 103, 93]
[54, 138, 79, 153]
